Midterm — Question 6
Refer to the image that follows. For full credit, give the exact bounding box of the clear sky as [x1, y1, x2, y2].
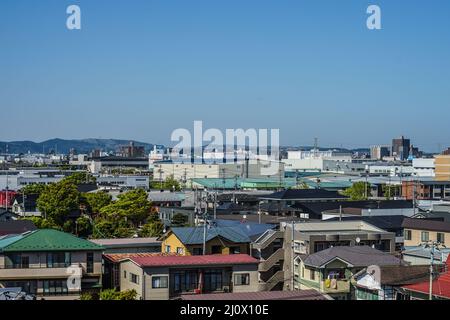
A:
[1, 0, 450, 151]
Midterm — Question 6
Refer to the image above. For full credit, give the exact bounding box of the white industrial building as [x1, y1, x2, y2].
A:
[412, 158, 435, 177]
[153, 159, 284, 183]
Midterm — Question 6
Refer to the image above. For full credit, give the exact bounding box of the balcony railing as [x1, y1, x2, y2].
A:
[322, 279, 350, 293]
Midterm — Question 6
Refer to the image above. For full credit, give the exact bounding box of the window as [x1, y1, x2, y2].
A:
[421, 231, 429, 242]
[124, 271, 127, 279]
[176, 247, 184, 255]
[230, 246, 241, 254]
[437, 233, 445, 244]
[152, 276, 168, 289]
[204, 270, 223, 292]
[193, 248, 203, 255]
[86, 252, 94, 273]
[21, 256, 29, 269]
[43, 280, 69, 296]
[130, 273, 140, 284]
[47, 252, 71, 268]
[310, 270, 315, 281]
[405, 230, 412, 241]
[165, 245, 171, 253]
[234, 273, 250, 286]
[211, 245, 222, 254]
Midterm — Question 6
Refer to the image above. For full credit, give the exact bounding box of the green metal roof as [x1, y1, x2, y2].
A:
[0, 229, 104, 252]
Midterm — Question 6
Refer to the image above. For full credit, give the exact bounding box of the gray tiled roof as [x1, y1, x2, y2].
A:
[302, 246, 404, 268]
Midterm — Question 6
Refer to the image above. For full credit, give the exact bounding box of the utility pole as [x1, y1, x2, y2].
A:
[422, 240, 443, 300]
[5, 171, 8, 212]
[291, 220, 295, 291]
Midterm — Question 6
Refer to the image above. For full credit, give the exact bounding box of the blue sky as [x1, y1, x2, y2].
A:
[1, 0, 450, 151]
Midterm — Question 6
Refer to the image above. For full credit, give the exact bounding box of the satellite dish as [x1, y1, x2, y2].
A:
[356, 237, 361, 244]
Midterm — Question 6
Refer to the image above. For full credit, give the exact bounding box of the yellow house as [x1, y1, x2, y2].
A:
[159, 226, 251, 256]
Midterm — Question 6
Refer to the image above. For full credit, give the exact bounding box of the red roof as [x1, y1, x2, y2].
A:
[129, 254, 259, 267]
[181, 290, 328, 300]
[104, 252, 178, 263]
[402, 257, 450, 299]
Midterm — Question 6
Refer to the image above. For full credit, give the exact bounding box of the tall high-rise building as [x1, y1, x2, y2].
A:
[370, 145, 390, 160]
[391, 136, 411, 160]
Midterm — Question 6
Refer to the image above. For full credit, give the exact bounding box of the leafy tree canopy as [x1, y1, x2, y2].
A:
[36, 180, 80, 226]
[341, 181, 370, 201]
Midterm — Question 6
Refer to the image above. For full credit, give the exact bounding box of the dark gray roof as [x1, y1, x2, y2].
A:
[0, 220, 37, 236]
[260, 189, 347, 200]
[402, 217, 450, 233]
[293, 200, 414, 216]
[326, 215, 406, 231]
[302, 246, 405, 268]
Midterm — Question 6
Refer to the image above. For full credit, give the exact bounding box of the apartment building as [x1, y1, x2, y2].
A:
[402, 180, 450, 200]
[0, 229, 103, 299]
[435, 155, 450, 181]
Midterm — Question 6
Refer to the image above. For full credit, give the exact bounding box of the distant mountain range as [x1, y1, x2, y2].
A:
[0, 139, 158, 155]
[0, 138, 373, 155]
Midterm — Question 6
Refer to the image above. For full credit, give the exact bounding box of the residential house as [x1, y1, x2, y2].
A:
[159, 226, 253, 256]
[11, 194, 40, 217]
[102, 252, 177, 290]
[0, 210, 19, 222]
[295, 246, 405, 300]
[402, 246, 450, 265]
[401, 257, 450, 300]
[119, 254, 260, 300]
[0, 229, 104, 299]
[402, 217, 450, 247]
[353, 265, 431, 300]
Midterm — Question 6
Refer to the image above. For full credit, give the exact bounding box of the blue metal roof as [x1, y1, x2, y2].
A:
[170, 225, 253, 244]
[0, 234, 25, 252]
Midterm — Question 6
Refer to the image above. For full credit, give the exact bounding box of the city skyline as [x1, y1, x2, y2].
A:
[1, 0, 450, 151]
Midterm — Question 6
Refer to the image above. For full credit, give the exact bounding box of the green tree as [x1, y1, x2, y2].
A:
[99, 289, 137, 300]
[22, 217, 60, 230]
[342, 182, 370, 201]
[382, 184, 401, 200]
[80, 293, 94, 300]
[170, 213, 188, 227]
[139, 219, 165, 238]
[83, 192, 112, 214]
[36, 180, 80, 226]
[20, 184, 47, 196]
[150, 175, 181, 191]
[75, 216, 93, 238]
[63, 172, 97, 185]
[91, 218, 135, 239]
[100, 189, 152, 227]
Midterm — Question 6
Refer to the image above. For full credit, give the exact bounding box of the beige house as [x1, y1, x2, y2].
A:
[403, 218, 450, 247]
[0, 229, 103, 299]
